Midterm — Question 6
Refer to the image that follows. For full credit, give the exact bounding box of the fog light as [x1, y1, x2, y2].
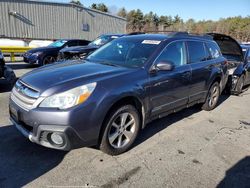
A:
[51, 132, 64, 145]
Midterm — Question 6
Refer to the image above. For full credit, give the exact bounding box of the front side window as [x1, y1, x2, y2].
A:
[155, 41, 187, 67]
[89, 35, 112, 46]
[187, 41, 207, 63]
[49, 40, 68, 47]
[86, 38, 160, 68]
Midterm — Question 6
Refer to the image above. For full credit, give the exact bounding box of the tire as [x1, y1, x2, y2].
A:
[100, 105, 140, 155]
[202, 82, 220, 111]
[42, 56, 56, 66]
[234, 75, 245, 95]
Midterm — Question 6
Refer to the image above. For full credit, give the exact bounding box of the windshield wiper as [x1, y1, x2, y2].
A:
[99, 61, 120, 67]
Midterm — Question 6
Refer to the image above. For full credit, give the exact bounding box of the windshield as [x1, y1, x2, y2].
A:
[86, 38, 161, 68]
[49, 40, 68, 47]
[88, 35, 115, 47]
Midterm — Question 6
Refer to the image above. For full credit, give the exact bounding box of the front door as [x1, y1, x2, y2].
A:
[149, 41, 191, 117]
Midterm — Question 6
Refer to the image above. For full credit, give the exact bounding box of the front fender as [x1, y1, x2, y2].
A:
[94, 84, 148, 136]
[233, 63, 245, 76]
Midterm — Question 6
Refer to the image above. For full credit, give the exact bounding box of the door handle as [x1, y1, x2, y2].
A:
[206, 65, 213, 70]
[181, 71, 191, 78]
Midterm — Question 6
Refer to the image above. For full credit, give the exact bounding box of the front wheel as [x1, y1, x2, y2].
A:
[42, 56, 56, 66]
[100, 105, 140, 155]
[202, 82, 220, 111]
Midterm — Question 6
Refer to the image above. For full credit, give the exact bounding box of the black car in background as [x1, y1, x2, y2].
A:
[208, 33, 250, 94]
[23, 39, 90, 66]
[232, 45, 250, 94]
[10, 33, 228, 155]
[0, 50, 16, 85]
[58, 34, 125, 61]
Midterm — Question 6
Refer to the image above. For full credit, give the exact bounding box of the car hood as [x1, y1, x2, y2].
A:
[207, 33, 244, 62]
[28, 46, 60, 53]
[60, 45, 99, 53]
[20, 61, 132, 96]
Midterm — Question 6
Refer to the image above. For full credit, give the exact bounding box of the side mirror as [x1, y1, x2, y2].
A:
[155, 60, 175, 71]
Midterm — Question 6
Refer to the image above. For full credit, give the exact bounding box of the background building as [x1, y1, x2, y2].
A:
[0, 0, 127, 40]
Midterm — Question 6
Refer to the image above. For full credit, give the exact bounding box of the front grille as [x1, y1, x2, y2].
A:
[11, 80, 40, 111]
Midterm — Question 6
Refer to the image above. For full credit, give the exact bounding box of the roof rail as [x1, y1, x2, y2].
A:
[145, 30, 213, 40]
[169, 32, 213, 40]
[172, 32, 213, 40]
[187, 32, 213, 40]
[168, 32, 189, 37]
[127, 32, 146, 35]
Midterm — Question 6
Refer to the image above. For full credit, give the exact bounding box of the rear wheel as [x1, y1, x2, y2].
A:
[42, 56, 56, 66]
[202, 82, 220, 111]
[100, 105, 140, 155]
[234, 75, 245, 95]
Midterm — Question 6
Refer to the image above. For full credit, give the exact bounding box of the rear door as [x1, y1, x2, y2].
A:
[186, 40, 213, 102]
[149, 41, 191, 117]
[65, 41, 78, 48]
[78, 40, 90, 46]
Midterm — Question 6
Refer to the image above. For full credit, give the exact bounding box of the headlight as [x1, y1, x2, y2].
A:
[39, 82, 96, 109]
[32, 52, 43, 56]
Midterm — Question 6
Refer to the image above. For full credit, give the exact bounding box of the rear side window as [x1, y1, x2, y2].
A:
[206, 42, 221, 59]
[156, 41, 187, 67]
[78, 40, 89, 46]
[187, 41, 207, 63]
[66, 41, 78, 47]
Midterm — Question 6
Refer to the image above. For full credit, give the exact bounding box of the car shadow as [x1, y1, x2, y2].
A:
[0, 125, 67, 187]
[134, 94, 230, 148]
[134, 105, 201, 147]
[217, 156, 250, 188]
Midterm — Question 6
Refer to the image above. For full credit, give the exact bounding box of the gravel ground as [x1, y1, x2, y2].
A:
[0, 62, 250, 188]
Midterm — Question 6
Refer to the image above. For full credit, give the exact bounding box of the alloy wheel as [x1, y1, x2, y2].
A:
[43, 56, 55, 65]
[108, 112, 136, 149]
[208, 85, 219, 107]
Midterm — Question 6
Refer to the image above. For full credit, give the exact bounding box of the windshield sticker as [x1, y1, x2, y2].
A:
[111, 36, 119, 39]
[142, 40, 161, 45]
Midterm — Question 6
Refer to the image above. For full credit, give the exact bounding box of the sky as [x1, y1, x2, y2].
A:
[58, 0, 250, 21]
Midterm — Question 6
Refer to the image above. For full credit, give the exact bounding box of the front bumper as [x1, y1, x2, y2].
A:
[23, 55, 41, 65]
[10, 117, 84, 150]
[9, 99, 100, 150]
